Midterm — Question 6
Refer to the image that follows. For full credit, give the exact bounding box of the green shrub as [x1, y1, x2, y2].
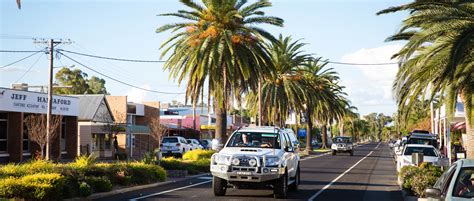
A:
[410, 163, 443, 197]
[79, 182, 92, 197]
[86, 176, 113, 193]
[160, 157, 210, 175]
[0, 160, 57, 178]
[182, 150, 215, 161]
[126, 162, 166, 184]
[70, 155, 98, 169]
[399, 166, 420, 190]
[0, 173, 64, 200]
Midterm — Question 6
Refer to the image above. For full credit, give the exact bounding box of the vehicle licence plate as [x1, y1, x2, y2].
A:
[236, 171, 252, 176]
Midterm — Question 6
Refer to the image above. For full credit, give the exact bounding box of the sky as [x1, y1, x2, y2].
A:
[0, 0, 410, 116]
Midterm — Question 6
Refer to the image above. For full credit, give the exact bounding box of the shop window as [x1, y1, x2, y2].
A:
[0, 113, 7, 152]
[92, 133, 111, 151]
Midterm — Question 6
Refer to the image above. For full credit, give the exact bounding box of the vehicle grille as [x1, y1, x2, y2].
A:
[234, 156, 262, 167]
[232, 166, 257, 172]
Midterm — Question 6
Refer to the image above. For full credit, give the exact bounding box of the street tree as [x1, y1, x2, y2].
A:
[54, 67, 108, 95]
[158, 0, 283, 143]
[378, 1, 474, 158]
[24, 114, 62, 160]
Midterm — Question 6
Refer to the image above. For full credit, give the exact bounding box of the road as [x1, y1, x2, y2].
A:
[98, 142, 402, 201]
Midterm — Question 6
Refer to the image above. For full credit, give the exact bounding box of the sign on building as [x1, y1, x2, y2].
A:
[0, 88, 79, 116]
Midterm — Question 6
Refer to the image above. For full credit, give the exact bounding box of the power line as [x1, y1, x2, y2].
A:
[0, 49, 46, 69]
[58, 52, 185, 95]
[58, 49, 166, 63]
[14, 54, 44, 83]
[58, 49, 399, 66]
[0, 50, 45, 53]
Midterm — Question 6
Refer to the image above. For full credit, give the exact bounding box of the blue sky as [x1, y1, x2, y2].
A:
[1, 0, 410, 116]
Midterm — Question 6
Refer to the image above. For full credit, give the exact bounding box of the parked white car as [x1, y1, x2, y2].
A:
[161, 136, 191, 157]
[425, 159, 474, 201]
[187, 139, 203, 150]
[397, 144, 441, 172]
[210, 127, 300, 198]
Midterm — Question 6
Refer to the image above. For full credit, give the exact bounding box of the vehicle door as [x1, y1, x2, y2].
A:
[282, 132, 296, 177]
[180, 138, 190, 152]
[431, 163, 457, 200]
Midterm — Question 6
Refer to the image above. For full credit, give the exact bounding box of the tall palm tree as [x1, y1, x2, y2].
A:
[158, 0, 283, 143]
[245, 35, 311, 127]
[378, 1, 474, 158]
[302, 59, 346, 149]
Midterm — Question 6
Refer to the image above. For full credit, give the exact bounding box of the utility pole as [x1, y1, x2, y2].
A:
[34, 38, 71, 160]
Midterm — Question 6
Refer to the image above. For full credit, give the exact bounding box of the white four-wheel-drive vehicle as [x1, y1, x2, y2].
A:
[210, 127, 300, 199]
[160, 136, 191, 157]
[331, 136, 354, 156]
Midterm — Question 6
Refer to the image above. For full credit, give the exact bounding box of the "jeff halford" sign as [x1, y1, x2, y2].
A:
[0, 88, 78, 116]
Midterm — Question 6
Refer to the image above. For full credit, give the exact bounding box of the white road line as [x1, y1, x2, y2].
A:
[129, 180, 212, 201]
[301, 142, 369, 162]
[307, 142, 381, 201]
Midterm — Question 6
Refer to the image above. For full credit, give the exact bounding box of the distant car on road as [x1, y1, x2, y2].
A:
[331, 136, 354, 156]
[210, 126, 300, 198]
[425, 159, 474, 200]
[187, 139, 203, 150]
[161, 136, 190, 157]
[396, 144, 441, 172]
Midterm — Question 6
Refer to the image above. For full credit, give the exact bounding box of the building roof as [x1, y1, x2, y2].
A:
[70, 94, 114, 122]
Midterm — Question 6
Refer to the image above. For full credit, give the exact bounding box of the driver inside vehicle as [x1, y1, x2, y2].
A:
[458, 173, 474, 196]
[240, 133, 251, 146]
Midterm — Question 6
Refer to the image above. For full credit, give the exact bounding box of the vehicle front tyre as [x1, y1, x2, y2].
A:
[274, 170, 288, 199]
[332, 150, 336, 155]
[289, 166, 300, 192]
[213, 176, 227, 196]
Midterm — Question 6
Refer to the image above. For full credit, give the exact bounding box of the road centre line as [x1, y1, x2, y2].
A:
[129, 180, 212, 201]
[307, 142, 381, 201]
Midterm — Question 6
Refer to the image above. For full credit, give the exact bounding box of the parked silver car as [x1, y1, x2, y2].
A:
[425, 159, 474, 200]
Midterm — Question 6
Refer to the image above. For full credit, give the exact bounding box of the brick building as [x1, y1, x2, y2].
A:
[0, 88, 79, 163]
[106, 96, 160, 159]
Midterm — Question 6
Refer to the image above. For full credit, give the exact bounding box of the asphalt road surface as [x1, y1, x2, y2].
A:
[98, 142, 402, 201]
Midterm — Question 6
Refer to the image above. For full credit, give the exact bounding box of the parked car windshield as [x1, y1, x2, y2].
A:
[403, 147, 437, 157]
[200, 140, 209, 145]
[227, 132, 281, 149]
[334, 137, 351, 143]
[453, 167, 474, 198]
[407, 138, 438, 148]
[162, 138, 178, 143]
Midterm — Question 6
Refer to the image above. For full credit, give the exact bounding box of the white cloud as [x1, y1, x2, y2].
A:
[126, 84, 150, 103]
[339, 44, 403, 115]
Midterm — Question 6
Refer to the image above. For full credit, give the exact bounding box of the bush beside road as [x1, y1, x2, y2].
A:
[0, 156, 166, 200]
[399, 162, 443, 198]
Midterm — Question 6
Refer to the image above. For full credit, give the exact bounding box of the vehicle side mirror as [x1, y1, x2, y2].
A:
[284, 146, 293, 152]
[425, 188, 441, 198]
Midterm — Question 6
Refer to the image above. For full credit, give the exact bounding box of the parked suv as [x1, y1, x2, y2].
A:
[210, 127, 300, 198]
[331, 136, 354, 156]
[161, 136, 190, 157]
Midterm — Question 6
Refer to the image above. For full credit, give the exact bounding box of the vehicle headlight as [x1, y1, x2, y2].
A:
[265, 157, 280, 167]
[249, 159, 257, 167]
[231, 158, 240, 166]
[213, 154, 231, 165]
[331, 144, 337, 149]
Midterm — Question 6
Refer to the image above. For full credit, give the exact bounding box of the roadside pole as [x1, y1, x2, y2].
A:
[34, 38, 71, 160]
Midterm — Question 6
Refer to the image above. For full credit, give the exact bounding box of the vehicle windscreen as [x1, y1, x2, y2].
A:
[453, 167, 474, 198]
[334, 137, 351, 143]
[407, 138, 438, 148]
[186, 140, 192, 144]
[162, 138, 178, 143]
[201, 140, 208, 145]
[227, 132, 281, 149]
[403, 147, 437, 157]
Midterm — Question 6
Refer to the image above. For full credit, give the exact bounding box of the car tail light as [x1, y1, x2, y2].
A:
[176, 143, 180, 146]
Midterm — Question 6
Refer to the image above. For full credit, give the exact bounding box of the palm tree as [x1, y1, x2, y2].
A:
[158, 0, 283, 143]
[378, 1, 474, 158]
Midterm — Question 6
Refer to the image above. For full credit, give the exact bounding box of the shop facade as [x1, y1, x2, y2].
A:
[0, 88, 79, 163]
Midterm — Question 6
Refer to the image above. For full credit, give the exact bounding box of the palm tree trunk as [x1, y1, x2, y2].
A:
[215, 65, 228, 145]
[321, 124, 328, 149]
[306, 112, 313, 152]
